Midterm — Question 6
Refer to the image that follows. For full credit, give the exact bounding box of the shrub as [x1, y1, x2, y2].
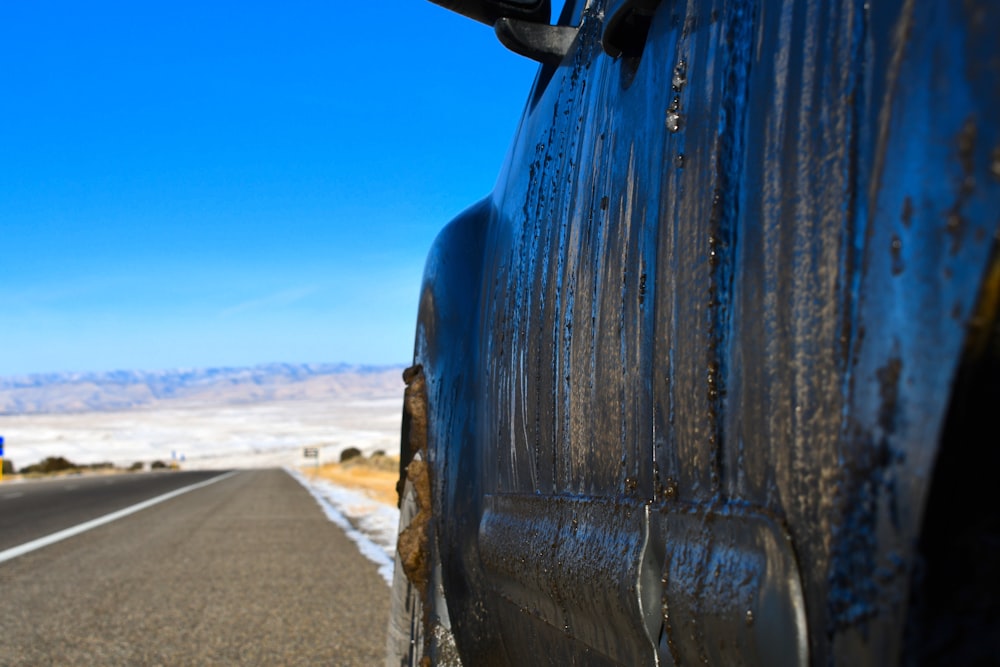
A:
[150, 460, 168, 469]
[2, 459, 14, 475]
[128, 462, 144, 471]
[367, 452, 400, 472]
[340, 447, 362, 463]
[21, 456, 77, 474]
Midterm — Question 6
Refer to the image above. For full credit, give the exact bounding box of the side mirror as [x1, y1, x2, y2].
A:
[427, 0, 581, 66]
[425, 0, 551, 27]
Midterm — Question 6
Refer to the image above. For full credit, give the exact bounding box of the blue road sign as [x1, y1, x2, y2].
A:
[0, 436, 5, 457]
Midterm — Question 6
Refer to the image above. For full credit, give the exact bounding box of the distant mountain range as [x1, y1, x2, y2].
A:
[0, 363, 407, 415]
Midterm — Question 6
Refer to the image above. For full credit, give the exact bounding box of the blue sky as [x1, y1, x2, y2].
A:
[0, 1, 540, 376]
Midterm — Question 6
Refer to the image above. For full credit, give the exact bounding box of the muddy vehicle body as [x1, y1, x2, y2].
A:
[388, 0, 1000, 665]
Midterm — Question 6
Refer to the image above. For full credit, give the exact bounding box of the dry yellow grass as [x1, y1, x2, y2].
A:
[301, 455, 400, 507]
[1, 466, 147, 483]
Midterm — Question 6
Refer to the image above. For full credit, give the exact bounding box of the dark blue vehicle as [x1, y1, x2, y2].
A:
[388, 0, 1000, 665]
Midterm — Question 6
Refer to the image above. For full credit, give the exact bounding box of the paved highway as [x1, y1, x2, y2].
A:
[0, 469, 391, 665]
[0, 470, 224, 551]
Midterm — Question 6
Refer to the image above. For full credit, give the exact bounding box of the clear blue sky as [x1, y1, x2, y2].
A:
[0, 1, 540, 376]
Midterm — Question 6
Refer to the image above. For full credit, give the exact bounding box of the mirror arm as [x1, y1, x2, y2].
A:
[426, 0, 550, 27]
[495, 18, 580, 66]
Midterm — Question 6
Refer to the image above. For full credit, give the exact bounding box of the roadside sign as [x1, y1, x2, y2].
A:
[0, 436, 4, 457]
[303, 446, 319, 469]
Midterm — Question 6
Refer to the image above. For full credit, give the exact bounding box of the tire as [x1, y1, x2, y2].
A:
[385, 451, 463, 667]
[386, 453, 430, 666]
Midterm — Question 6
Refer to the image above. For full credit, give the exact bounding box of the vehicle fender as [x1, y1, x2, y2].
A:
[409, 197, 510, 664]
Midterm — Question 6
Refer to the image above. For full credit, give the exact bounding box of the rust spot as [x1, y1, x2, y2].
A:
[876, 356, 903, 435]
[901, 196, 914, 228]
[957, 118, 977, 177]
[891, 235, 904, 276]
[708, 234, 720, 268]
[947, 118, 978, 255]
[706, 360, 720, 401]
[946, 212, 965, 255]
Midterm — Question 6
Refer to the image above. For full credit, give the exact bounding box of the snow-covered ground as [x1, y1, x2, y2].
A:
[0, 395, 404, 585]
[0, 397, 401, 469]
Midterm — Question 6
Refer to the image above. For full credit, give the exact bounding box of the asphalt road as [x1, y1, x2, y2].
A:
[0, 468, 391, 665]
[0, 470, 224, 551]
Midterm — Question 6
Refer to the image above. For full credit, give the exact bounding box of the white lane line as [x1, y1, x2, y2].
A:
[0, 471, 239, 565]
[2, 492, 25, 500]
